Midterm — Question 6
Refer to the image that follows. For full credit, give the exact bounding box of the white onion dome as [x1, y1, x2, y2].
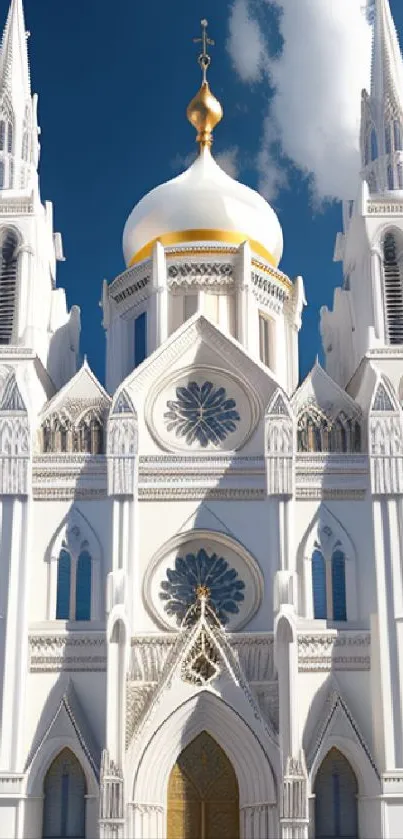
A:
[123, 142, 284, 268]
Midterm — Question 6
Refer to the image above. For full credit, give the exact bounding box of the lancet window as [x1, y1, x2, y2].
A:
[134, 310, 147, 367]
[0, 228, 19, 344]
[259, 312, 275, 368]
[312, 547, 347, 621]
[42, 748, 86, 839]
[297, 408, 361, 453]
[41, 410, 104, 454]
[314, 748, 358, 839]
[382, 230, 403, 344]
[366, 127, 378, 164]
[56, 547, 92, 621]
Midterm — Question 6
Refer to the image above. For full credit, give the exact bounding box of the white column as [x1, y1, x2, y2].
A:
[0, 498, 30, 770]
[237, 241, 252, 350]
[130, 804, 164, 838]
[370, 247, 385, 342]
[151, 241, 167, 352]
[241, 804, 278, 838]
[371, 498, 397, 769]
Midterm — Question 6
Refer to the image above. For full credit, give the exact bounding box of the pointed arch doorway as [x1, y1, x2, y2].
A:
[167, 731, 240, 839]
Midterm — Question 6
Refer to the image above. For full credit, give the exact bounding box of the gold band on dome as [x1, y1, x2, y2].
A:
[129, 229, 277, 267]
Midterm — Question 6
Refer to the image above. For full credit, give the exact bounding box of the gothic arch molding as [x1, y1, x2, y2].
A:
[45, 505, 103, 621]
[25, 736, 99, 800]
[297, 505, 357, 620]
[304, 686, 380, 800]
[130, 691, 277, 808]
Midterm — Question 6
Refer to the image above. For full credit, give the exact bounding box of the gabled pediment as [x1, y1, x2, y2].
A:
[305, 685, 379, 784]
[41, 358, 110, 423]
[121, 314, 279, 402]
[26, 677, 101, 778]
[292, 360, 361, 420]
[118, 315, 279, 453]
[127, 603, 277, 750]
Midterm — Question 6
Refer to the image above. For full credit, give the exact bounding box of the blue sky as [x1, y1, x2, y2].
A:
[7, 0, 403, 385]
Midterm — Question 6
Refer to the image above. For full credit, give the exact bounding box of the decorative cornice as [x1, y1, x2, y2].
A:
[298, 632, 371, 672]
[29, 632, 106, 672]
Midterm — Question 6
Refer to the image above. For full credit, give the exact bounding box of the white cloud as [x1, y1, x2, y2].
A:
[227, 0, 372, 201]
[215, 146, 240, 178]
[227, 0, 267, 82]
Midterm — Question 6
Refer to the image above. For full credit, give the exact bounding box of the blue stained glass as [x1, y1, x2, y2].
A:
[312, 550, 327, 619]
[159, 547, 245, 625]
[61, 772, 69, 837]
[332, 550, 347, 621]
[134, 311, 147, 367]
[164, 381, 240, 447]
[75, 550, 91, 621]
[56, 549, 71, 620]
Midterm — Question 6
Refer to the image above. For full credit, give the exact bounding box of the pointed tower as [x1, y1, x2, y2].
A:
[0, 0, 39, 192]
[321, 0, 403, 388]
[360, 0, 403, 192]
[0, 0, 80, 389]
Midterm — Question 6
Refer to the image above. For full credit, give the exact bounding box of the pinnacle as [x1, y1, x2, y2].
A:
[371, 0, 403, 115]
[0, 0, 31, 100]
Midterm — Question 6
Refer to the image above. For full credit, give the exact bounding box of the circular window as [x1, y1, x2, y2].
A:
[143, 531, 264, 631]
[145, 365, 260, 452]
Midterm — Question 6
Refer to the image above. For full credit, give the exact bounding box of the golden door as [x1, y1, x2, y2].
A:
[167, 731, 240, 839]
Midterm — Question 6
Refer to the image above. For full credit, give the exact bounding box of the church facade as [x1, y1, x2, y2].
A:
[0, 0, 403, 837]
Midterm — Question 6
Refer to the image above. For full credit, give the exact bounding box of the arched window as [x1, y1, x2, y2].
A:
[383, 231, 403, 344]
[386, 122, 393, 154]
[56, 549, 71, 620]
[56, 547, 92, 621]
[43, 748, 86, 839]
[370, 128, 378, 162]
[41, 412, 104, 454]
[387, 164, 394, 190]
[75, 550, 91, 621]
[398, 163, 403, 191]
[311, 548, 347, 621]
[7, 121, 13, 155]
[332, 549, 347, 621]
[315, 748, 358, 839]
[394, 120, 403, 152]
[312, 550, 327, 619]
[0, 228, 19, 344]
[297, 409, 360, 453]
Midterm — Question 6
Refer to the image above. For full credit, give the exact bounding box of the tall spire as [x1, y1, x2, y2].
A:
[371, 0, 403, 116]
[0, 0, 39, 193]
[0, 0, 30, 102]
[360, 0, 403, 192]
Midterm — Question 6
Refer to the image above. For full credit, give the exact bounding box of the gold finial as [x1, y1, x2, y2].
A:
[187, 19, 223, 151]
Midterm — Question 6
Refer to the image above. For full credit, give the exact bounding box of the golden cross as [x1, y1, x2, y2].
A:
[193, 19, 215, 82]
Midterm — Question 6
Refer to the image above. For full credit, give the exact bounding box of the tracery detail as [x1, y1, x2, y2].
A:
[297, 406, 361, 453]
[164, 381, 240, 447]
[159, 548, 245, 626]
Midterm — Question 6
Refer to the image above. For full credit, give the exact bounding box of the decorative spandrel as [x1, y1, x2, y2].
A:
[164, 381, 240, 447]
[159, 548, 245, 625]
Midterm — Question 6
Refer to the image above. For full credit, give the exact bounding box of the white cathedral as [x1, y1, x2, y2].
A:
[2, 0, 403, 836]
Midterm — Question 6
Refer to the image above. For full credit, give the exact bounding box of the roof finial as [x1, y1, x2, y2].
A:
[187, 19, 223, 151]
[193, 18, 214, 83]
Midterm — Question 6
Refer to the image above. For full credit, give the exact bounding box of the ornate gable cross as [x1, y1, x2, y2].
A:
[193, 19, 215, 82]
